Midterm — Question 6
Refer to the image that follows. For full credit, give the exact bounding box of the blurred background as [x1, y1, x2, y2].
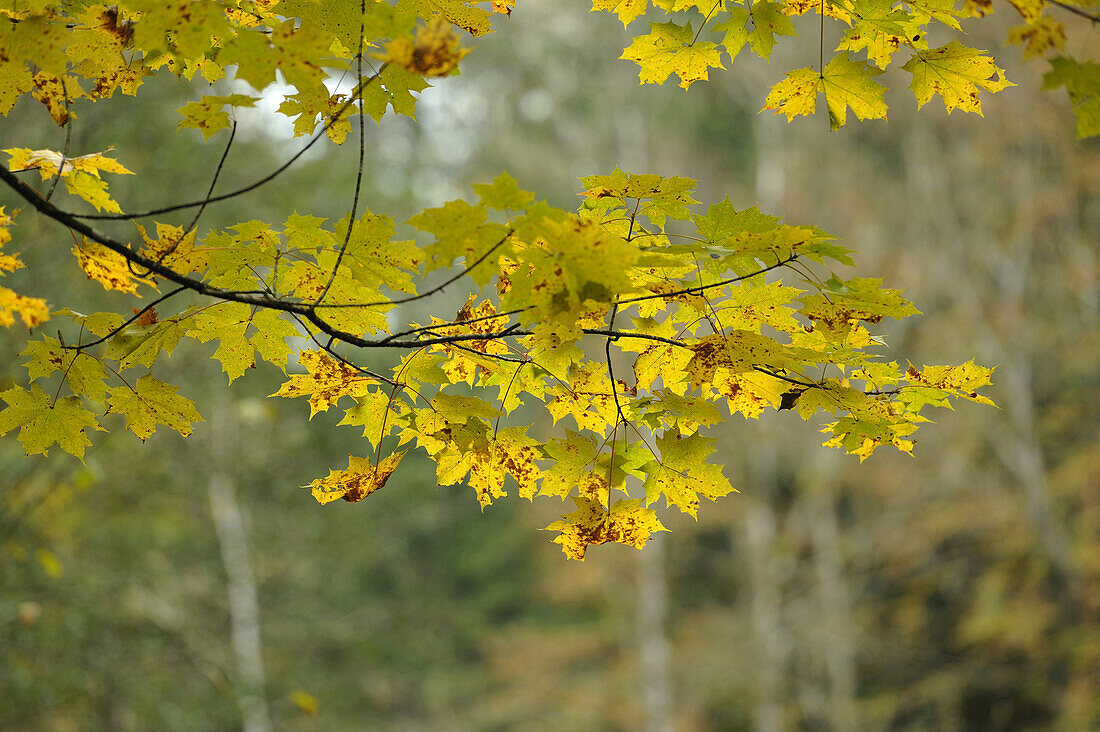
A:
[1, 1, 1098, 729]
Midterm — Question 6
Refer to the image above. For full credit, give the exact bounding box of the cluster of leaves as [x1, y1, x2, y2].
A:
[0, 0, 999, 558]
[597, 0, 1099, 136]
[0, 155, 992, 559]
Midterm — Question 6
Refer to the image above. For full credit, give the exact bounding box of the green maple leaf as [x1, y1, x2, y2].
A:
[472, 172, 535, 211]
[187, 302, 257, 382]
[764, 53, 888, 130]
[107, 314, 193, 369]
[643, 429, 736, 517]
[177, 94, 258, 139]
[21, 337, 110, 403]
[107, 375, 203, 440]
[0, 384, 102, 459]
[1042, 56, 1100, 138]
[407, 199, 509, 284]
[621, 21, 725, 89]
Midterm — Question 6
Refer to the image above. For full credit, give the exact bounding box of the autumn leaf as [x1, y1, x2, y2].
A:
[901, 41, 1013, 115]
[0, 287, 49, 329]
[73, 239, 154, 294]
[1042, 56, 1100, 139]
[643, 429, 736, 517]
[621, 20, 725, 89]
[373, 17, 471, 76]
[0, 384, 102, 459]
[272, 350, 381, 418]
[309, 452, 406, 505]
[546, 497, 667, 560]
[107, 375, 203, 440]
[593, 0, 649, 26]
[5, 146, 133, 212]
[764, 53, 888, 129]
[177, 94, 258, 139]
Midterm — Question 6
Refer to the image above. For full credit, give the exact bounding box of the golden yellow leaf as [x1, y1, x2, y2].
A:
[901, 42, 1013, 115]
[309, 452, 405, 505]
[372, 17, 470, 77]
[72, 239, 152, 294]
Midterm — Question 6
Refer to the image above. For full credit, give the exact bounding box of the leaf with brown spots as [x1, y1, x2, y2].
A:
[546, 497, 667, 560]
[309, 452, 406, 505]
[901, 42, 1013, 115]
[271, 350, 382, 417]
[73, 239, 154, 294]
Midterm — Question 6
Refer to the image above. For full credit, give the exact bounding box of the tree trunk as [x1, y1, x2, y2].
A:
[208, 402, 272, 732]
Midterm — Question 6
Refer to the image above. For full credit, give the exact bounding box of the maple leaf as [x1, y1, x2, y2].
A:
[1006, 19, 1065, 62]
[901, 41, 1013, 115]
[308, 452, 406, 505]
[5, 146, 134, 212]
[106, 313, 192, 369]
[272, 350, 380, 418]
[0, 287, 49, 329]
[1042, 56, 1100, 139]
[338, 389, 409, 451]
[73, 239, 154, 294]
[21, 337, 109, 403]
[836, 0, 922, 68]
[472, 171, 535, 211]
[546, 497, 667, 560]
[904, 361, 996, 405]
[643, 429, 736, 517]
[621, 21, 725, 89]
[373, 17, 470, 76]
[398, 0, 494, 37]
[468, 426, 545, 507]
[0, 384, 102, 459]
[593, 0, 649, 26]
[107, 375, 203, 440]
[747, 1, 798, 59]
[177, 94, 258, 139]
[764, 53, 888, 129]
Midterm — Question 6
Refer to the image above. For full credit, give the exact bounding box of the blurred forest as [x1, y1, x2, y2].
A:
[2, 1, 1098, 729]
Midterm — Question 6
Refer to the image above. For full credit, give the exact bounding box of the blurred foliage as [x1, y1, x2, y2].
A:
[2, 1, 1098, 729]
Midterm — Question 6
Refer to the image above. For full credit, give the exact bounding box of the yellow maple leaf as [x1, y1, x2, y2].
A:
[271, 350, 380, 418]
[5, 146, 133, 212]
[1006, 18, 1065, 61]
[621, 20, 725, 89]
[592, 0, 649, 26]
[0, 286, 49, 329]
[546, 497, 667, 560]
[372, 17, 470, 77]
[72, 239, 153, 294]
[901, 41, 1013, 115]
[764, 53, 888, 129]
[309, 452, 406, 505]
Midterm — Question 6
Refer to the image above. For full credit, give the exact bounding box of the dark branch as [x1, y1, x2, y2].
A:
[617, 253, 797, 305]
[1050, 0, 1099, 21]
[56, 68, 385, 222]
[65, 285, 189, 350]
